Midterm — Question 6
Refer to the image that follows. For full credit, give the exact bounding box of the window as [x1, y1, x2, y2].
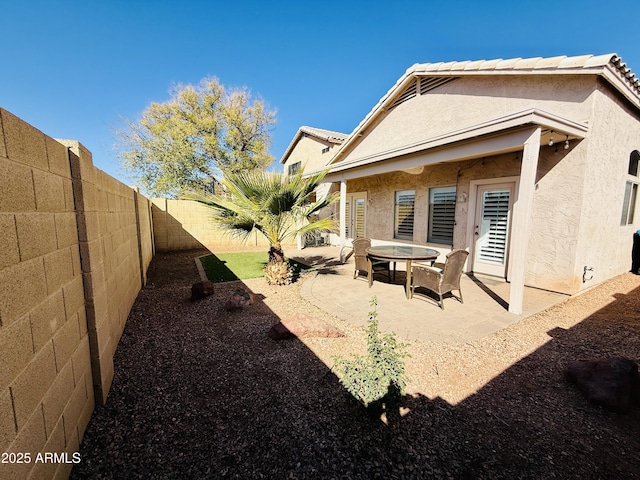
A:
[288, 161, 301, 176]
[622, 151, 639, 225]
[621, 182, 638, 225]
[629, 150, 639, 176]
[394, 190, 415, 240]
[428, 186, 456, 244]
[322, 146, 330, 154]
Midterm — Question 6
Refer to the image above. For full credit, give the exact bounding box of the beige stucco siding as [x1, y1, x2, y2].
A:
[525, 142, 589, 293]
[283, 135, 337, 174]
[344, 75, 596, 162]
[329, 68, 640, 295]
[343, 144, 593, 294]
[345, 154, 521, 247]
[573, 84, 640, 287]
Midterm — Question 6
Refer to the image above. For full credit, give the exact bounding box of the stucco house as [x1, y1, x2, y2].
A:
[280, 126, 347, 246]
[309, 53, 640, 314]
[281, 125, 347, 176]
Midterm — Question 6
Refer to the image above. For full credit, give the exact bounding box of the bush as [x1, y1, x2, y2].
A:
[332, 296, 410, 410]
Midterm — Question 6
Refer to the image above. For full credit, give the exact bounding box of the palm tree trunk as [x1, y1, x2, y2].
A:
[268, 244, 285, 264]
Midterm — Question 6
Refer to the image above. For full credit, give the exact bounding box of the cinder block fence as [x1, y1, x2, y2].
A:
[1, 108, 297, 479]
[0, 109, 154, 479]
[0, 106, 303, 479]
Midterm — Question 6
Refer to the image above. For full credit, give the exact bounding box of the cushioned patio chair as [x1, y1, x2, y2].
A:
[352, 238, 390, 281]
[410, 249, 469, 309]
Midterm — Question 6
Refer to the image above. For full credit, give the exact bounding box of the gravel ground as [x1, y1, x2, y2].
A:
[71, 249, 640, 479]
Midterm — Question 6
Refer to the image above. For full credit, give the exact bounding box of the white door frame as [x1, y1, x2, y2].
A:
[466, 176, 519, 279]
[342, 190, 367, 243]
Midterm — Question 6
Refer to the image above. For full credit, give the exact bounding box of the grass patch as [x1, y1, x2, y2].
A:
[200, 251, 311, 283]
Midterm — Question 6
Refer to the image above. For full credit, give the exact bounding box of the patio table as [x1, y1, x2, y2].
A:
[366, 245, 439, 299]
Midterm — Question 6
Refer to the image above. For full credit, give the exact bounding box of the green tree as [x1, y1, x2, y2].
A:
[117, 77, 276, 197]
[190, 169, 338, 285]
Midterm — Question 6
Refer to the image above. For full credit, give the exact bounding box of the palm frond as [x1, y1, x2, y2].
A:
[187, 168, 337, 248]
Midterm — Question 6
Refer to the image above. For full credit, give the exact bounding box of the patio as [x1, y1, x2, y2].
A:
[288, 245, 569, 343]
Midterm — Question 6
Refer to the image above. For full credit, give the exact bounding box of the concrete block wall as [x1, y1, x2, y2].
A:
[151, 198, 291, 252]
[1, 109, 153, 479]
[58, 140, 153, 404]
[135, 189, 154, 286]
[0, 110, 93, 480]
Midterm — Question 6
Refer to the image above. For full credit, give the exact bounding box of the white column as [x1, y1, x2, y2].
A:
[296, 220, 304, 250]
[339, 179, 347, 242]
[508, 127, 541, 314]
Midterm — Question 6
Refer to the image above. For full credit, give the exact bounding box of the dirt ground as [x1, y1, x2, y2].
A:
[70, 249, 640, 479]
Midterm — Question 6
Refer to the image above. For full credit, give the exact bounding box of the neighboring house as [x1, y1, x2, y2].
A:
[281, 125, 347, 176]
[316, 53, 640, 314]
[280, 126, 347, 246]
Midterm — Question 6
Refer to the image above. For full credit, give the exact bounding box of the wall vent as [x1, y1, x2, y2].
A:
[389, 79, 418, 109]
[388, 77, 459, 111]
[419, 76, 459, 94]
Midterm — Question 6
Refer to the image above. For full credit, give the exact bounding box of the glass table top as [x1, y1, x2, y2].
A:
[365, 245, 439, 260]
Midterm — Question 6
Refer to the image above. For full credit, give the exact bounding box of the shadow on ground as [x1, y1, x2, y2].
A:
[71, 250, 640, 479]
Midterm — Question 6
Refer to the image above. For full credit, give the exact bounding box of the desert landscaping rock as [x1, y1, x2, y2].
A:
[269, 313, 346, 340]
[565, 357, 640, 413]
[225, 287, 254, 311]
[268, 321, 294, 340]
[190, 280, 215, 300]
[71, 249, 640, 479]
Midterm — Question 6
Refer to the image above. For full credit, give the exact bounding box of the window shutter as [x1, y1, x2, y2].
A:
[478, 190, 510, 264]
[345, 199, 351, 237]
[428, 187, 456, 244]
[395, 190, 415, 240]
[355, 199, 365, 238]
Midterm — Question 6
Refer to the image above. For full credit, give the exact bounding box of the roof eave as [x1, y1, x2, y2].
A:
[322, 108, 588, 177]
[601, 63, 640, 111]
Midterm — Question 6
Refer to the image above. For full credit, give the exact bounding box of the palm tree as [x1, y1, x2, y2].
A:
[189, 169, 338, 284]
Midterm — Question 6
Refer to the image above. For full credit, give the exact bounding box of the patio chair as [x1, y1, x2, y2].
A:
[352, 238, 391, 281]
[410, 249, 469, 309]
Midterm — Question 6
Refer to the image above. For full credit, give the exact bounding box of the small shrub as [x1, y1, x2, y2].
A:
[333, 296, 410, 409]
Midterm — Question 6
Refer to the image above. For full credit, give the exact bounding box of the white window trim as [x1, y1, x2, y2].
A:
[622, 151, 640, 226]
[622, 180, 639, 225]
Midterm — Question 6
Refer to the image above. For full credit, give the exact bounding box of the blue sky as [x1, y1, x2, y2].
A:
[2, 0, 639, 184]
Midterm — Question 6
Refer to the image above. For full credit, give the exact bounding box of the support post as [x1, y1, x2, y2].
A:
[339, 179, 347, 243]
[508, 127, 541, 314]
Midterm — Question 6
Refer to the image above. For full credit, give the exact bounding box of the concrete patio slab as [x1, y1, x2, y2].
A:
[287, 245, 569, 344]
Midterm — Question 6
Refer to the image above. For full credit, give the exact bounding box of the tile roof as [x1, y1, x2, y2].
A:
[331, 53, 640, 165]
[298, 126, 348, 143]
[405, 53, 639, 94]
[408, 54, 633, 79]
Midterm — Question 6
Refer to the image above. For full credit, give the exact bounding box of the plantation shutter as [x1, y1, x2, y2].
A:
[428, 187, 456, 244]
[345, 198, 351, 238]
[478, 190, 510, 264]
[395, 190, 415, 240]
[355, 199, 365, 238]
